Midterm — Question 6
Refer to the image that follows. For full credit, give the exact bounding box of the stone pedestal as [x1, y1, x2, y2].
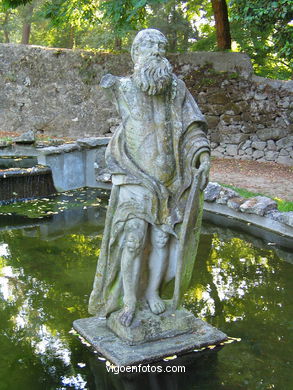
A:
[73, 309, 227, 366]
[107, 304, 202, 345]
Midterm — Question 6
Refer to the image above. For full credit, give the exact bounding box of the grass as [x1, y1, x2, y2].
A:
[221, 183, 293, 212]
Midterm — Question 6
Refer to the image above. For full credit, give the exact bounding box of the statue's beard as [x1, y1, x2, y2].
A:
[133, 56, 173, 95]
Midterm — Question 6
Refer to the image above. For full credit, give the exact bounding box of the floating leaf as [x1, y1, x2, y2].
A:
[163, 355, 177, 361]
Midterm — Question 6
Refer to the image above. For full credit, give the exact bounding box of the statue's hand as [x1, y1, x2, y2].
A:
[197, 152, 210, 191]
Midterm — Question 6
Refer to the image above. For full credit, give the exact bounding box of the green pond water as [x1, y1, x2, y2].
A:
[0, 189, 292, 390]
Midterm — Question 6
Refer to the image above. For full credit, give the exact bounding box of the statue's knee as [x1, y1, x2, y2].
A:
[124, 219, 146, 253]
[151, 227, 169, 249]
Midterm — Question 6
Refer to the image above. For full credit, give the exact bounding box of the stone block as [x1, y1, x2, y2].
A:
[107, 305, 198, 345]
[241, 140, 252, 150]
[206, 115, 220, 128]
[227, 196, 246, 210]
[276, 136, 293, 150]
[239, 196, 277, 216]
[252, 141, 266, 150]
[256, 128, 288, 141]
[204, 182, 222, 202]
[77, 137, 110, 148]
[216, 188, 239, 205]
[253, 150, 264, 159]
[266, 140, 276, 151]
[73, 315, 228, 367]
[276, 156, 293, 166]
[265, 151, 278, 161]
[208, 92, 229, 105]
[279, 148, 289, 156]
[226, 144, 238, 156]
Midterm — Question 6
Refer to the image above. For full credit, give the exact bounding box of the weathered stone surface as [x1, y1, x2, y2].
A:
[73, 316, 228, 366]
[267, 140, 276, 150]
[1, 43, 292, 165]
[256, 128, 288, 141]
[253, 150, 264, 159]
[225, 144, 238, 155]
[77, 137, 110, 148]
[204, 182, 222, 202]
[277, 212, 293, 228]
[276, 156, 293, 166]
[216, 188, 239, 205]
[209, 92, 229, 105]
[265, 151, 279, 161]
[252, 141, 266, 150]
[276, 136, 293, 150]
[240, 196, 277, 216]
[227, 196, 246, 210]
[14, 130, 35, 144]
[107, 304, 199, 345]
[86, 30, 212, 346]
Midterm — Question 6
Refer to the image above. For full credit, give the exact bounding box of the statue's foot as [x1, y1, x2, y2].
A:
[119, 305, 135, 327]
[147, 295, 166, 315]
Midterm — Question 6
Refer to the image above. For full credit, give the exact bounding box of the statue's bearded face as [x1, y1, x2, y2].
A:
[132, 34, 173, 96]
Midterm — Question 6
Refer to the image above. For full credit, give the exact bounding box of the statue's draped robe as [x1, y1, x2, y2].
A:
[88, 74, 210, 316]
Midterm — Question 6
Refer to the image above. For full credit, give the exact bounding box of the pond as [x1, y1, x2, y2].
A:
[0, 189, 292, 390]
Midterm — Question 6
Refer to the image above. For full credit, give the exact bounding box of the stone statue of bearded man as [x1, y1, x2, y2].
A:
[88, 29, 210, 329]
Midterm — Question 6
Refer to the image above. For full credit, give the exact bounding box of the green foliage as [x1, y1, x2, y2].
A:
[1, 0, 292, 79]
[230, 0, 293, 79]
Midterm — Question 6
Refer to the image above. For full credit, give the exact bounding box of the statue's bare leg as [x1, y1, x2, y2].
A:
[146, 226, 169, 315]
[119, 218, 147, 327]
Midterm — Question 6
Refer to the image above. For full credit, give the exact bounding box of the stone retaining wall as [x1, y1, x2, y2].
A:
[0, 44, 292, 165]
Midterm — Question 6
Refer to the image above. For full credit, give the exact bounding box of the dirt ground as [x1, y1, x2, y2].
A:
[210, 158, 293, 201]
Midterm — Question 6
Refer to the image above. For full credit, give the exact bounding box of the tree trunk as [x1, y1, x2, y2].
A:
[21, 23, 31, 44]
[211, 0, 231, 50]
[21, 3, 34, 44]
[66, 25, 75, 49]
[3, 12, 10, 43]
[114, 36, 122, 51]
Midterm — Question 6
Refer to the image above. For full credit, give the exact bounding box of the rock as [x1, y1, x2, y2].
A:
[245, 147, 253, 155]
[253, 150, 264, 159]
[266, 210, 283, 222]
[276, 136, 293, 150]
[220, 114, 241, 124]
[216, 188, 239, 205]
[276, 156, 293, 166]
[265, 151, 278, 161]
[279, 148, 289, 156]
[222, 133, 249, 144]
[241, 140, 252, 150]
[206, 115, 220, 128]
[256, 128, 288, 141]
[77, 137, 110, 148]
[227, 196, 246, 210]
[14, 130, 35, 144]
[226, 144, 238, 156]
[208, 92, 229, 105]
[252, 141, 266, 150]
[239, 196, 277, 216]
[254, 92, 268, 100]
[266, 140, 276, 151]
[204, 182, 222, 202]
[277, 212, 293, 227]
[0, 141, 11, 148]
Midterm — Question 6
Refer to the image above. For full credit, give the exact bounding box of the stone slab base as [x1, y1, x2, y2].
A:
[73, 316, 227, 367]
[107, 306, 201, 345]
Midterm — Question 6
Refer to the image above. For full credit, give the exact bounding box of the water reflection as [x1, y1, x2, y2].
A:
[0, 200, 292, 390]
